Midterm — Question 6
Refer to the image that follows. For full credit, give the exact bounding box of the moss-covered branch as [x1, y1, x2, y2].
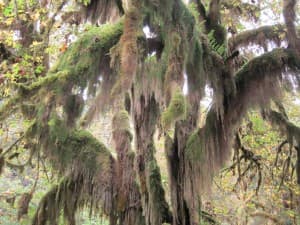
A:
[184, 47, 300, 213]
[228, 24, 286, 51]
[32, 120, 117, 224]
[0, 19, 124, 124]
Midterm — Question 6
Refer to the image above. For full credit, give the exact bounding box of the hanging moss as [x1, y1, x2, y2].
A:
[53, 19, 123, 92]
[144, 153, 172, 224]
[161, 89, 186, 130]
[33, 122, 117, 225]
[63, 94, 84, 126]
[17, 19, 123, 103]
[119, 7, 141, 91]
[186, 130, 203, 162]
[32, 177, 74, 225]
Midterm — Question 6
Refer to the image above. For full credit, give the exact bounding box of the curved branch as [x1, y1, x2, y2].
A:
[229, 48, 300, 122]
[228, 24, 286, 51]
[185, 48, 300, 197]
[0, 134, 25, 158]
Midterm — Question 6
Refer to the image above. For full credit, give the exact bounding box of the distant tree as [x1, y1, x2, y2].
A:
[0, 0, 300, 225]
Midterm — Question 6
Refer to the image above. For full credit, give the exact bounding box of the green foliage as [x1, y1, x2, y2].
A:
[77, 0, 91, 6]
[51, 20, 123, 93]
[207, 30, 227, 58]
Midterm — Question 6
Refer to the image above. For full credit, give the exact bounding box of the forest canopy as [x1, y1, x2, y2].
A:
[0, 0, 300, 224]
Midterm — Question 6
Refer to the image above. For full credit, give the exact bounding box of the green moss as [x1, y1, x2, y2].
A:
[76, 0, 91, 6]
[146, 156, 171, 223]
[45, 113, 112, 173]
[235, 48, 300, 92]
[17, 19, 124, 100]
[112, 110, 130, 131]
[53, 20, 123, 91]
[186, 129, 203, 162]
[161, 90, 186, 129]
[63, 94, 84, 125]
[48, 115, 69, 143]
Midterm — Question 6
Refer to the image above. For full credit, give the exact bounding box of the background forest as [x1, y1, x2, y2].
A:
[0, 0, 300, 225]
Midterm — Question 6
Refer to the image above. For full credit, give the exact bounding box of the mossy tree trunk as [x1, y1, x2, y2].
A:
[112, 111, 145, 225]
[133, 94, 172, 225]
[165, 81, 202, 225]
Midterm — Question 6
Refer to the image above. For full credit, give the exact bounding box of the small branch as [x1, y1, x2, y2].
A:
[274, 140, 288, 168]
[0, 134, 25, 158]
[40, 155, 50, 182]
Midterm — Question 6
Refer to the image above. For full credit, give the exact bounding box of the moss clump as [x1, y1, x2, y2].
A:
[47, 115, 69, 144]
[186, 129, 203, 162]
[161, 90, 186, 129]
[63, 94, 84, 126]
[16, 19, 124, 102]
[53, 20, 123, 92]
[112, 110, 130, 131]
[46, 114, 112, 173]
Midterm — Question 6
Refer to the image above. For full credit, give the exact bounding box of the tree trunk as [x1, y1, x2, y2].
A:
[164, 65, 203, 225]
[112, 111, 145, 225]
[133, 94, 171, 225]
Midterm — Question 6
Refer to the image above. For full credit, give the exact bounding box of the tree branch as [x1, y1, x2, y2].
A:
[228, 24, 286, 51]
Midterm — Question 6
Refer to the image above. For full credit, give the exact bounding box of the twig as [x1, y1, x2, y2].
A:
[0, 134, 25, 158]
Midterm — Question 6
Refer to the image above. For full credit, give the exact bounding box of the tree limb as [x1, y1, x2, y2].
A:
[228, 24, 286, 51]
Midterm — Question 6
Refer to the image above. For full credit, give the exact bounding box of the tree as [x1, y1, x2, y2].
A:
[0, 0, 300, 224]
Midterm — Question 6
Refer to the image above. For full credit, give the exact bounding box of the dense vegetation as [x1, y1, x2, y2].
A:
[0, 0, 300, 224]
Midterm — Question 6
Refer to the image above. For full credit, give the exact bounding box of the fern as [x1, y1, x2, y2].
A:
[207, 30, 227, 58]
